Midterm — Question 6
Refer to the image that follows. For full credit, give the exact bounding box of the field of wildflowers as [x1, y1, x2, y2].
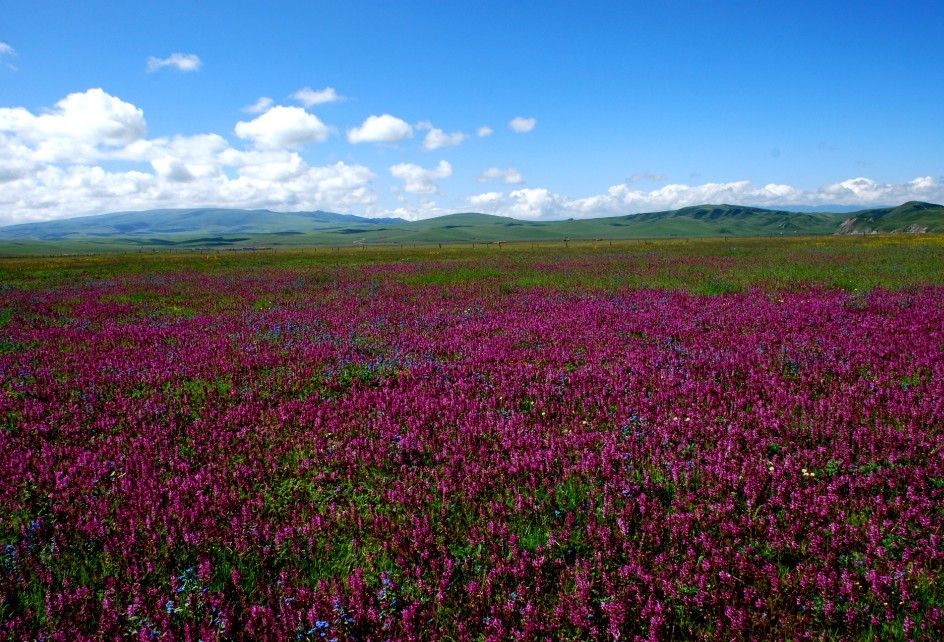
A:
[1, 237, 943, 640]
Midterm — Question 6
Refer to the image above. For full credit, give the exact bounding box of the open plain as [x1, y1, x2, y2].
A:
[1, 236, 943, 639]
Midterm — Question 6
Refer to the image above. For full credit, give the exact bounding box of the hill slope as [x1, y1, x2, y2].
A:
[0, 202, 941, 254]
[0, 208, 406, 240]
[836, 201, 944, 234]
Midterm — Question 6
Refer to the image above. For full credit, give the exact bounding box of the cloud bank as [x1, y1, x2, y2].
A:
[1, 89, 942, 226]
[0, 89, 376, 225]
[463, 177, 943, 220]
[0, 88, 146, 163]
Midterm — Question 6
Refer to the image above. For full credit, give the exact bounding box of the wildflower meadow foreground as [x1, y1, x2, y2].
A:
[1, 239, 943, 640]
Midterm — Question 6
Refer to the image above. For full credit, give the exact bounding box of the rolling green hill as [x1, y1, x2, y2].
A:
[0, 208, 405, 240]
[0, 202, 941, 255]
[836, 201, 944, 234]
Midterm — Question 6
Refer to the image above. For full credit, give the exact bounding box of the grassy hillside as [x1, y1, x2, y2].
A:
[1, 202, 941, 256]
[0, 208, 405, 240]
[837, 201, 944, 234]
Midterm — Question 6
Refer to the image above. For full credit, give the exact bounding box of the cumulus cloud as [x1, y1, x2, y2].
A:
[389, 160, 451, 194]
[0, 158, 377, 225]
[118, 133, 230, 183]
[421, 126, 468, 151]
[0, 133, 39, 183]
[0, 88, 146, 162]
[0, 90, 380, 225]
[468, 191, 504, 210]
[3, 90, 942, 227]
[509, 116, 536, 133]
[291, 86, 344, 107]
[224, 160, 377, 211]
[234, 106, 330, 149]
[146, 53, 202, 73]
[476, 167, 524, 185]
[348, 114, 413, 144]
[387, 199, 472, 221]
[820, 177, 894, 203]
[243, 97, 274, 114]
[477, 125, 493, 137]
[504, 188, 559, 218]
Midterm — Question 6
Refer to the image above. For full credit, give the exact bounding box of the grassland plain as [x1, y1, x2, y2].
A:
[1, 236, 943, 640]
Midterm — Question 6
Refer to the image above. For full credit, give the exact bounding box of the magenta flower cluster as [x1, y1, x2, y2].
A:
[1, 265, 942, 640]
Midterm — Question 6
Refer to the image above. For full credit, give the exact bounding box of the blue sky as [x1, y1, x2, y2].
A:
[1, 0, 943, 225]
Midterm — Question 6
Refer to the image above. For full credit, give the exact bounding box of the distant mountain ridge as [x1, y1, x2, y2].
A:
[0, 202, 941, 252]
[0, 208, 406, 240]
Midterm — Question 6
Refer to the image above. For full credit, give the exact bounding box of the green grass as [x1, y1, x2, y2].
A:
[2, 235, 943, 292]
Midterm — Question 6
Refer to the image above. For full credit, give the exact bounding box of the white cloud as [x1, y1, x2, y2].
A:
[387, 200, 465, 221]
[347, 114, 413, 144]
[389, 160, 451, 194]
[220, 148, 306, 181]
[0, 40, 17, 71]
[908, 176, 936, 192]
[477, 125, 493, 137]
[0, 133, 39, 183]
[146, 53, 202, 73]
[564, 181, 809, 218]
[509, 116, 536, 133]
[291, 87, 344, 107]
[234, 106, 330, 149]
[466, 177, 944, 221]
[422, 126, 468, 151]
[816, 176, 938, 203]
[243, 97, 274, 114]
[121, 133, 229, 183]
[505, 188, 560, 218]
[0, 41, 15, 69]
[224, 160, 377, 211]
[0, 90, 381, 225]
[468, 191, 504, 210]
[820, 177, 892, 203]
[0, 88, 147, 162]
[3, 90, 942, 227]
[0, 152, 377, 225]
[476, 167, 524, 185]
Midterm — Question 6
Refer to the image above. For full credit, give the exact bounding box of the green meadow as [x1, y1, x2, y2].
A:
[2, 235, 943, 292]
